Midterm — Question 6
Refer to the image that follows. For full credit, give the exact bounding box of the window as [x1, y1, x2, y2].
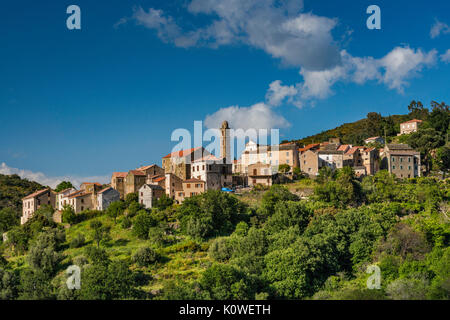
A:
[286, 159, 290, 164]
[408, 166, 411, 170]
[400, 166, 403, 170]
[393, 165, 396, 169]
[81, 199, 84, 204]
[81, 206, 84, 211]
[286, 152, 289, 156]
[253, 169, 257, 175]
[192, 166, 195, 172]
[202, 165, 205, 170]
[187, 184, 191, 188]
[400, 158, 403, 162]
[392, 157, 395, 162]
[141, 192, 143, 196]
[408, 157, 411, 162]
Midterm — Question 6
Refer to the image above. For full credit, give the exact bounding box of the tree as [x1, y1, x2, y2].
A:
[407, 100, 429, 120]
[366, 112, 383, 137]
[54, 181, 74, 193]
[61, 205, 76, 224]
[125, 193, 139, 207]
[435, 144, 450, 178]
[90, 220, 111, 248]
[0, 207, 18, 234]
[409, 127, 444, 173]
[27, 231, 63, 275]
[428, 101, 449, 134]
[155, 193, 174, 210]
[258, 185, 298, 221]
[278, 164, 291, 173]
[132, 211, 158, 240]
[107, 201, 125, 224]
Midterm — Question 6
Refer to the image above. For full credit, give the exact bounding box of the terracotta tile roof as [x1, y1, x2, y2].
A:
[402, 119, 423, 124]
[128, 170, 146, 176]
[66, 190, 83, 198]
[337, 144, 351, 152]
[345, 147, 360, 155]
[81, 182, 102, 186]
[112, 172, 128, 178]
[184, 178, 205, 183]
[365, 136, 381, 140]
[97, 187, 112, 194]
[69, 192, 92, 199]
[299, 143, 320, 152]
[162, 146, 203, 159]
[153, 177, 166, 182]
[194, 154, 221, 162]
[136, 164, 157, 171]
[23, 188, 50, 200]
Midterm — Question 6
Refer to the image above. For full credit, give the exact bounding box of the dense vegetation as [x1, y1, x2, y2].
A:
[0, 102, 448, 300]
[0, 174, 448, 300]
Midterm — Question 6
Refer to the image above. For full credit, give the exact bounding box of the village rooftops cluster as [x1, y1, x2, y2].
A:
[21, 119, 422, 224]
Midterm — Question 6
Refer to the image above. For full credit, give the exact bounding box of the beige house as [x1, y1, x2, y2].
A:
[111, 172, 127, 199]
[399, 119, 422, 135]
[69, 192, 93, 214]
[359, 147, 380, 176]
[318, 150, 344, 170]
[248, 162, 274, 187]
[21, 188, 56, 225]
[300, 149, 321, 177]
[136, 164, 165, 178]
[384, 144, 421, 178]
[125, 170, 147, 196]
[164, 173, 184, 200]
[175, 178, 206, 203]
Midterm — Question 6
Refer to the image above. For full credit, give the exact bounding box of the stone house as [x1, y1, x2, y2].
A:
[125, 170, 147, 196]
[96, 187, 120, 211]
[162, 146, 210, 180]
[164, 173, 184, 200]
[399, 119, 422, 135]
[248, 162, 274, 187]
[139, 184, 165, 209]
[353, 166, 367, 178]
[343, 146, 361, 167]
[111, 172, 127, 199]
[300, 149, 321, 177]
[318, 150, 344, 170]
[136, 164, 165, 178]
[21, 188, 56, 225]
[384, 144, 421, 178]
[175, 178, 206, 203]
[359, 147, 380, 176]
[68, 192, 93, 214]
[191, 155, 233, 190]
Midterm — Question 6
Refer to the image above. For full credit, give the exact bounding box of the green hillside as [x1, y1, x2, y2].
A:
[0, 174, 44, 214]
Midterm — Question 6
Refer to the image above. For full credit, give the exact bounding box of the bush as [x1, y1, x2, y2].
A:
[132, 211, 158, 239]
[70, 233, 86, 249]
[132, 247, 160, 267]
[61, 205, 76, 224]
[121, 216, 132, 229]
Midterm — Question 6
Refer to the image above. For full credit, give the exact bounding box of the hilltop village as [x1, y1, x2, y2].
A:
[20, 119, 424, 224]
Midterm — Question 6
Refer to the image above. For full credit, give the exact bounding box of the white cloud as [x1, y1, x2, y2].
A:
[265, 80, 297, 106]
[0, 163, 109, 189]
[204, 102, 290, 130]
[268, 46, 438, 107]
[129, 0, 341, 70]
[441, 49, 450, 63]
[430, 20, 450, 38]
[378, 47, 437, 92]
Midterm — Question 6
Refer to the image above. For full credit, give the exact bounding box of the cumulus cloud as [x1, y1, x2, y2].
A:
[128, 0, 341, 70]
[441, 49, 450, 63]
[265, 80, 297, 106]
[204, 102, 290, 130]
[268, 46, 438, 107]
[0, 162, 109, 189]
[430, 20, 450, 38]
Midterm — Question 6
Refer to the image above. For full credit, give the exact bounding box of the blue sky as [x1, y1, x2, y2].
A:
[1, 0, 450, 187]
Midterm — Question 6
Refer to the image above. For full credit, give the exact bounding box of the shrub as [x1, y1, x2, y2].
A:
[132, 211, 158, 240]
[121, 216, 132, 229]
[132, 247, 160, 267]
[70, 233, 86, 248]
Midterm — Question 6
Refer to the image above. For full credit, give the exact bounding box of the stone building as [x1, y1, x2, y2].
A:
[96, 187, 120, 211]
[68, 192, 93, 214]
[191, 155, 233, 190]
[125, 170, 147, 196]
[164, 173, 184, 200]
[162, 146, 211, 180]
[139, 184, 165, 209]
[399, 119, 422, 135]
[300, 149, 321, 177]
[359, 147, 380, 176]
[175, 178, 206, 203]
[248, 162, 274, 187]
[56, 187, 77, 211]
[318, 150, 344, 170]
[384, 144, 421, 178]
[111, 172, 127, 199]
[21, 188, 56, 224]
[136, 164, 165, 178]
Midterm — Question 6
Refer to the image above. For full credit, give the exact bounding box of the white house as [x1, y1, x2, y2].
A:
[96, 187, 120, 211]
[56, 188, 78, 210]
[139, 184, 165, 209]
